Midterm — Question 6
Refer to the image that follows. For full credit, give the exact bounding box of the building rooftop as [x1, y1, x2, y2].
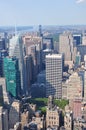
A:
[46, 54, 62, 59]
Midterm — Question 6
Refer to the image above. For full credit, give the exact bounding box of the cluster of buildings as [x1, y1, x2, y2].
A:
[1, 26, 86, 129]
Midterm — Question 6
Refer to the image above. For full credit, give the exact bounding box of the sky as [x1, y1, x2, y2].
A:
[0, 0, 86, 26]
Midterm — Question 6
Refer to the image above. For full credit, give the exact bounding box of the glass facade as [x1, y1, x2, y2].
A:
[3, 57, 21, 97]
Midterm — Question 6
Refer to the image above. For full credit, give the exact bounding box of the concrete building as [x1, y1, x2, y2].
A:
[0, 107, 8, 130]
[23, 35, 42, 53]
[46, 54, 62, 98]
[74, 118, 86, 130]
[84, 56, 86, 100]
[73, 98, 82, 119]
[67, 72, 83, 100]
[46, 96, 62, 129]
[29, 112, 44, 130]
[59, 32, 74, 62]
[42, 49, 53, 68]
[62, 82, 67, 99]
[82, 33, 86, 45]
[9, 100, 21, 129]
[0, 78, 10, 104]
[64, 105, 73, 130]
[21, 110, 29, 129]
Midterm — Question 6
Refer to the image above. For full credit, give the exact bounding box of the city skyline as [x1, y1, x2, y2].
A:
[0, 0, 86, 26]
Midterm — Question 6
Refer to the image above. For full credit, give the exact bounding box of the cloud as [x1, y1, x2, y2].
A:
[76, 0, 86, 3]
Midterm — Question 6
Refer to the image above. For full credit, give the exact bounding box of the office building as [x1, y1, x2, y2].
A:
[0, 50, 8, 77]
[84, 56, 86, 100]
[0, 107, 8, 130]
[75, 52, 81, 67]
[3, 57, 21, 97]
[42, 49, 53, 68]
[37, 71, 46, 84]
[67, 72, 83, 100]
[77, 44, 86, 62]
[46, 54, 62, 98]
[0, 78, 10, 104]
[82, 33, 86, 45]
[21, 111, 29, 129]
[29, 112, 44, 130]
[9, 35, 25, 94]
[9, 100, 20, 129]
[43, 38, 53, 50]
[0, 38, 6, 50]
[64, 105, 73, 130]
[46, 96, 62, 129]
[59, 32, 73, 61]
[24, 55, 33, 95]
[73, 34, 82, 46]
[73, 98, 82, 119]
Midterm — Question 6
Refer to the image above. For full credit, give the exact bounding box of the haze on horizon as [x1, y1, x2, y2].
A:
[0, 0, 86, 26]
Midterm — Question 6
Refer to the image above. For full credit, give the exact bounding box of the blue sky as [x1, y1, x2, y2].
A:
[0, 0, 86, 26]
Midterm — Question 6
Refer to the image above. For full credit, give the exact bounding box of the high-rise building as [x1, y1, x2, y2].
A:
[0, 107, 8, 130]
[24, 55, 33, 95]
[0, 50, 8, 77]
[75, 52, 81, 67]
[73, 34, 82, 46]
[9, 100, 20, 129]
[64, 105, 73, 130]
[21, 111, 29, 129]
[77, 45, 86, 62]
[73, 98, 82, 119]
[67, 72, 83, 100]
[84, 55, 86, 100]
[46, 96, 62, 129]
[59, 32, 73, 61]
[43, 38, 53, 50]
[3, 57, 21, 97]
[46, 54, 62, 98]
[9, 35, 25, 94]
[0, 38, 6, 50]
[82, 33, 86, 45]
[0, 78, 10, 104]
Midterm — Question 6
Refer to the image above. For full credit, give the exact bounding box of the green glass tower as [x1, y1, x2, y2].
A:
[3, 57, 21, 97]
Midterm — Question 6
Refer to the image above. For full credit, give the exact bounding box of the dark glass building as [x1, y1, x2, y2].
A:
[3, 57, 21, 97]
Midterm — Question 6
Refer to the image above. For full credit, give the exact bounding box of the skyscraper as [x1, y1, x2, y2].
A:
[3, 57, 21, 97]
[24, 55, 33, 95]
[67, 72, 83, 100]
[59, 32, 73, 61]
[59, 32, 77, 66]
[46, 54, 62, 98]
[9, 35, 25, 94]
[0, 107, 8, 130]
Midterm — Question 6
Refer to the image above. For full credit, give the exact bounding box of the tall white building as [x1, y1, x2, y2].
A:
[46, 54, 62, 98]
[9, 35, 25, 94]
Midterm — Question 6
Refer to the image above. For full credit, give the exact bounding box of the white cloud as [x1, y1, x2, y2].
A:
[76, 0, 86, 3]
